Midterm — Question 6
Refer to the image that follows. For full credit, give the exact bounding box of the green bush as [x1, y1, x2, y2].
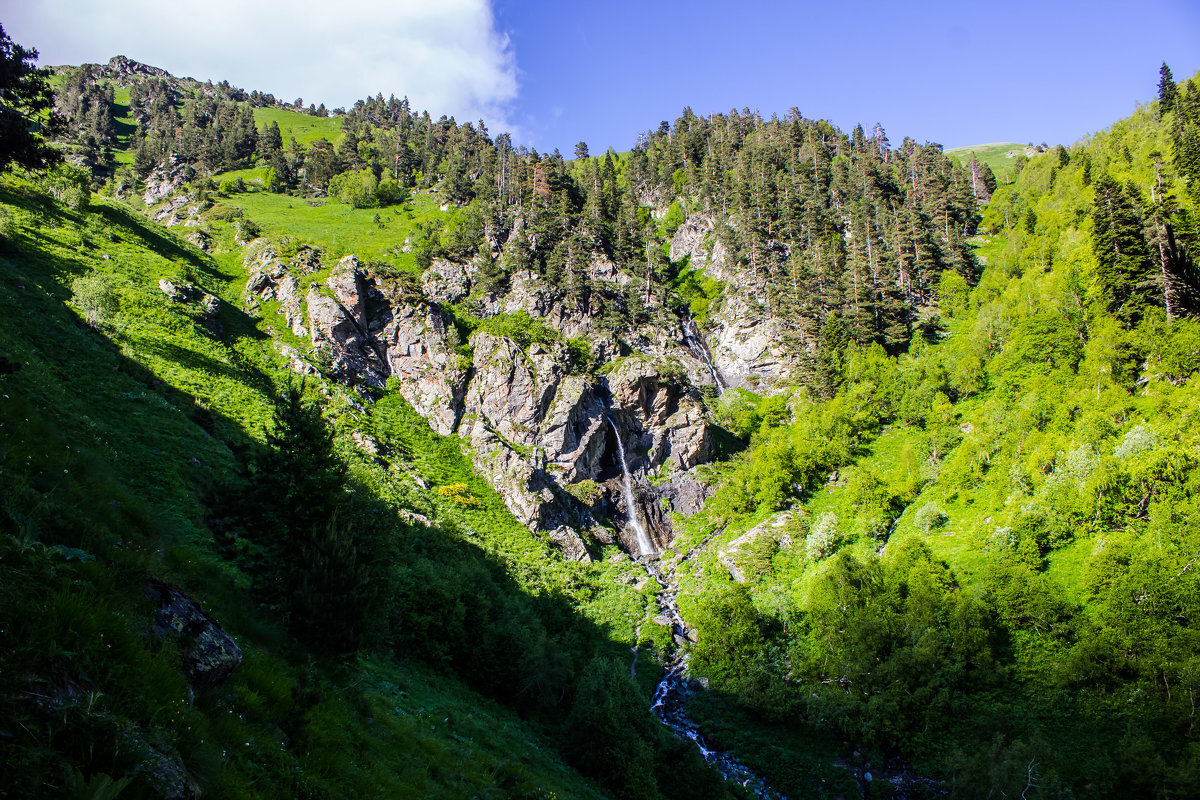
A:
[70, 271, 121, 328]
[914, 501, 948, 533]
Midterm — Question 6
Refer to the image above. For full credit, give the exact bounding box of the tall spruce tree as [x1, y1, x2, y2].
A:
[1159, 62, 1178, 117]
[1092, 174, 1155, 323]
[212, 383, 373, 655]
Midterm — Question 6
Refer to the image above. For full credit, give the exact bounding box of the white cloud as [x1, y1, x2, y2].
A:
[7, 0, 519, 133]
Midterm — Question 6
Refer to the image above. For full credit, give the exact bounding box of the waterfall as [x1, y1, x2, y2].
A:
[607, 417, 655, 557]
[682, 317, 724, 395]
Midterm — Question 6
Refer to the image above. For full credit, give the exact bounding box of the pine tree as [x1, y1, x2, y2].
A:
[1093, 174, 1155, 323]
[0, 25, 60, 173]
[211, 383, 375, 654]
[1159, 62, 1178, 117]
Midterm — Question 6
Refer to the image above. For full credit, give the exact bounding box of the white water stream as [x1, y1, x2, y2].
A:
[682, 317, 724, 395]
[643, 561, 785, 799]
[607, 417, 656, 557]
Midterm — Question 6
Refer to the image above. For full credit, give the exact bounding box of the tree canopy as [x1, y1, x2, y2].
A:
[0, 25, 59, 173]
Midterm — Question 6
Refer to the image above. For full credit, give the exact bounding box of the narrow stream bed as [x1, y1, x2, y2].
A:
[642, 560, 785, 800]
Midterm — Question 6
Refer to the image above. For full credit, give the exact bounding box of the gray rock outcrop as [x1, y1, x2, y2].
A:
[143, 157, 194, 206]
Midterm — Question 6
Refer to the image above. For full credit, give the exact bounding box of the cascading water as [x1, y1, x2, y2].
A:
[644, 561, 784, 799]
[682, 316, 724, 395]
[607, 417, 655, 557]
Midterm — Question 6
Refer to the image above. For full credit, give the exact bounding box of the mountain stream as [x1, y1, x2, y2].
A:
[641, 560, 785, 799]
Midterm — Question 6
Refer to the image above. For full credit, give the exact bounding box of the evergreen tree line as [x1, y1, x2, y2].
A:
[628, 108, 984, 353]
[55, 62, 992, 363]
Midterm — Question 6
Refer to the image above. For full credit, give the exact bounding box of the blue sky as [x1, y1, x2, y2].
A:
[495, 0, 1200, 154]
[8, 0, 1200, 154]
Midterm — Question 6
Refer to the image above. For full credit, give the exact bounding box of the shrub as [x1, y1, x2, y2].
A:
[1114, 423, 1158, 461]
[437, 483, 482, 508]
[805, 512, 840, 561]
[70, 271, 120, 328]
[218, 176, 245, 194]
[914, 501, 948, 534]
[43, 163, 90, 210]
[565, 479, 602, 506]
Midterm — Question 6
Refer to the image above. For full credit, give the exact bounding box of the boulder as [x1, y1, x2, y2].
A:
[148, 582, 241, 691]
[549, 525, 592, 563]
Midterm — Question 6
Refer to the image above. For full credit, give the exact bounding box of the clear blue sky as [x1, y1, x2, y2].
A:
[8, 0, 1200, 154]
[494, 0, 1200, 154]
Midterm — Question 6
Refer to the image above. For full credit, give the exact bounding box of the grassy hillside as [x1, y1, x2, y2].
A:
[252, 106, 343, 146]
[945, 141, 1028, 182]
[207, 173, 455, 267]
[0, 171, 733, 799]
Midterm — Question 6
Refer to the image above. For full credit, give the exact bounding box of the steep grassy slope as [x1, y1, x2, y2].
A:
[0, 174, 711, 799]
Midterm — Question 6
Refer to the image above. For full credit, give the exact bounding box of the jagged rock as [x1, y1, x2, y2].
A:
[549, 525, 591, 563]
[460, 333, 561, 527]
[275, 275, 307, 337]
[669, 209, 806, 393]
[143, 157, 194, 206]
[709, 294, 798, 391]
[291, 245, 322, 274]
[421, 258, 472, 304]
[658, 472, 713, 518]
[398, 508, 434, 527]
[152, 194, 194, 224]
[607, 356, 711, 474]
[378, 299, 466, 435]
[157, 280, 219, 330]
[200, 292, 219, 317]
[99, 54, 170, 80]
[306, 288, 387, 388]
[589, 252, 632, 285]
[669, 213, 716, 267]
[541, 376, 608, 483]
[148, 581, 241, 691]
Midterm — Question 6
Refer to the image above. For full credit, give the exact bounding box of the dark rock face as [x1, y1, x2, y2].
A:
[148, 582, 242, 692]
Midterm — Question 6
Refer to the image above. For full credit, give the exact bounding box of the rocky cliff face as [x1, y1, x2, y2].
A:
[239, 234, 731, 560]
[669, 212, 807, 392]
